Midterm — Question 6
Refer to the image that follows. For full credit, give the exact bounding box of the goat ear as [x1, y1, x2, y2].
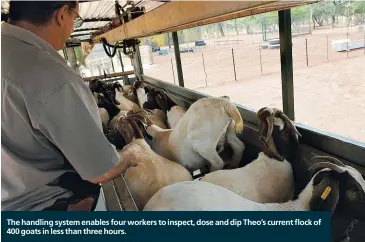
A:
[132, 81, 140, 96]
[308, 171, 346, 212]
[155, 94, 167, 112]
[144, 86, 149, 94]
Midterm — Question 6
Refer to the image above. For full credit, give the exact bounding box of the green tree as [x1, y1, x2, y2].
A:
[236, 16, 258, 34]
[310, 1, 335, 27]
[291, 5, 310, 31]
[353, 1, 365, 24]
[216, 22, 225, 37]
[353, 1, 365, 14]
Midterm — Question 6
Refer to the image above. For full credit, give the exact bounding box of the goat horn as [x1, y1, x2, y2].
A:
[277, 111, 302, 140]
[265, 115, 274, 143]
[308, 162, 347, 174]
[116, 120, 134, 144]
[129, 119, 144, 139]
[135, 109, 153, 127]
[257, 107, 274, 142]
[312, 155, 346, 167]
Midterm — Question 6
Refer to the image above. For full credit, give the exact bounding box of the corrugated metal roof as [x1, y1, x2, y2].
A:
[73, 0, 165, 41]
[76, 21, 111, 30]
[79, 0, 116, 19]
[1, 0, 165, 41]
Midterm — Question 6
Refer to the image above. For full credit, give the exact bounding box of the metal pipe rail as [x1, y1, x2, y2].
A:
[83, 71, 134, 82]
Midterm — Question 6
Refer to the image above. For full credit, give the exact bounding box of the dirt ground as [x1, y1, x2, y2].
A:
[144, 27, 365, 143]
[195, 56, 365, 144]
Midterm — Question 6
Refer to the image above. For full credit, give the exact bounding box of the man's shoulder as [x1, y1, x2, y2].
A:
[2, 42, 85, 105]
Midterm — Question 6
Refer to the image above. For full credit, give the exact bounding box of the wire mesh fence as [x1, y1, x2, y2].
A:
[144, 24, 365, 90]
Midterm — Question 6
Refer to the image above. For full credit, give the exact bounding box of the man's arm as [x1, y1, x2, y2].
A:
[37, 80, 129, 184]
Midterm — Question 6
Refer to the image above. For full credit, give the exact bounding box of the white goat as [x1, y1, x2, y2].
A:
[145, 97, 245, 172]
[200, 107, 302, 203]
[167, 105, 186, 129]
[109, 108, 167, 130]
[144, 156, 365, 216]
[114, 86, 140, 111]
[167, 96, 229, 129]
[118, 84, 139, 104]
[115, 113, 192, 210]
[98, 107, 110, 132]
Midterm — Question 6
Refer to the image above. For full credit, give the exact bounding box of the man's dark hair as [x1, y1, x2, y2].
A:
[8, 1, 77, 26]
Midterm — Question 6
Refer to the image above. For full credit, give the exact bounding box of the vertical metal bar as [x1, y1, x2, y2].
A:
[111, 57, 115, 72]
[278, 9, 295, 120]
[118, 50, 128, 84]
[305, 38, 309, 67]
[72, 47, 77, 60]
[202, 53, 208, 86]
[63, 48, 68, 60]
[259, 43, 263, 74]
[170, 57, 176, 84]
[135, 44, 144, 75]
[231, 48, 237, 81]
[172, 31, 184, 87]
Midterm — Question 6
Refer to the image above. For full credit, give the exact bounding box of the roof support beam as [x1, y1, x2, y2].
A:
[279, 9, 295, 120]
[73, 28, 99, 32]
[172, 32, 184, 87]
[92, 1, 317, 43]
[83, 18, 112, 22]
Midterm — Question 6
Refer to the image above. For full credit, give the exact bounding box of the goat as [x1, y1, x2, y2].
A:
[167, 96, 229, 129]
[132, 80, 178, 112]
[200, 107, 302, 203]
[98, 108, 110, 133]
[143, 97, 245, 172]
[109, 108, 167, 131]
[111, 82, 139, 105]
[90, 80, 139, 112]
[107, 107, 167, 150]
[167, 105, 186, 129]
[111, 83, 139, 111]
[94, 92, 120, 122]
[143, 156, 365, 221]
[115, 111, 192, 210]
[132, 80, 151, 109]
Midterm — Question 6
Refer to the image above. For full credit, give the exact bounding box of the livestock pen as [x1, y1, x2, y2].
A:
[2, 0, 364, 241]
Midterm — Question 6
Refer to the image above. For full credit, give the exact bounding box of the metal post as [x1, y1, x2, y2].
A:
[66, 47, 78, 71]
[305, 38, 309, 67]
[278, 9, 295, 120]
[111, 57, 115, 72]
[172, 31, 184, 87]
[63, 48, 68, 60]
[170, 57, 176, 84]
[118, 50, 128, 84]
[231, 48, 237, 81]
[202, 53, 208, 86]
[259, 43, 263, 74]
[135, 44, 144, 75]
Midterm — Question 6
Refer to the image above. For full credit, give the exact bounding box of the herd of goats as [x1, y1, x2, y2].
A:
[87, 78, 365, 220]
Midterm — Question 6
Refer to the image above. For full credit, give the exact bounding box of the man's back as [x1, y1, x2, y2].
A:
[1, 22, 119, 210]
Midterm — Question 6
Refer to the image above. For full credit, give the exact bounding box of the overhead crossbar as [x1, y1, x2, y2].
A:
[92, 0, 318, 43]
